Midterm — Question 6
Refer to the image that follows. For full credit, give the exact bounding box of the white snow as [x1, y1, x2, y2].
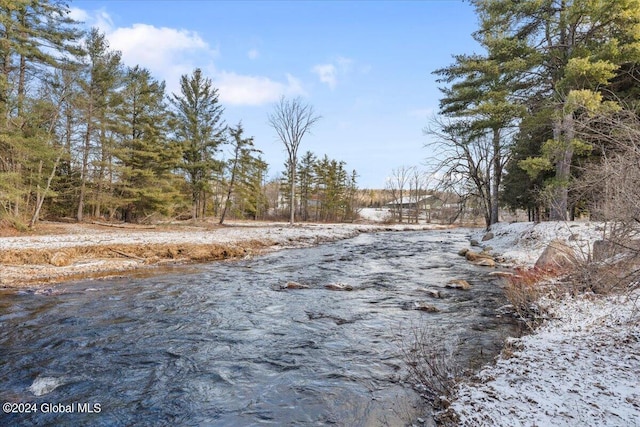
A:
[472, 221, 606, 266]
[0, 221, 446, 252]
[28, 376, 65, 396]
[450, 221, 640, 426]
[358, 207, 393, 223]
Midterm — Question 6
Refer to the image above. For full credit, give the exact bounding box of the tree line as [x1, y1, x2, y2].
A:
[279, 150, 358, 223]
[427, 0, 640, 227]
[0, 1, 358, 228]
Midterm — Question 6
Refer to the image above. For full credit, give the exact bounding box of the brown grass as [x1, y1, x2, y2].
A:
[0, 239, 275, 287]
[503, 267, 562, 330]
[0, 240, 272, 266]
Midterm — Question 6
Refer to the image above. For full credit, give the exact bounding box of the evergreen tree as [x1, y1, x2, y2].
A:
[0, 0, 82, 223]
[219, 122, 262, 224]
[473, 0, 640, 219]
[113, 66, 181, 222]
[170, 68, 225, 220]
[297, 150, 316, 221]
[75, 28, 123, 221]
[433, 29, 530, 226]
[0, 0, 82, 120]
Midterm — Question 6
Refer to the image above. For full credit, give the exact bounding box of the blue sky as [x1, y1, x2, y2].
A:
[70, 0, 481, 188]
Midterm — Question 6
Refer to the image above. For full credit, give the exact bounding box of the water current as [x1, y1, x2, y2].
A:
[0, 229, 519, 426]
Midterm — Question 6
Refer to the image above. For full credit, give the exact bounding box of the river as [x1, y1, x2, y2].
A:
[0, 229, 518, 426]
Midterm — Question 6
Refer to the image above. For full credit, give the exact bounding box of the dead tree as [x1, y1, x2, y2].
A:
[268, 96, 320, 225]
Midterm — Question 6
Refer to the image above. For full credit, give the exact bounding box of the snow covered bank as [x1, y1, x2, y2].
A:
[449, 221, 640, 426]
[0, 221, 449, 287]
[452, 292, 640, 426]
[471, 220, 605, 267]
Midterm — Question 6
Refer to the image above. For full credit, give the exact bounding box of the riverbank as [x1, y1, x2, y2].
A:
[448, 221, 640, 426]
[0, 220, 450, 287]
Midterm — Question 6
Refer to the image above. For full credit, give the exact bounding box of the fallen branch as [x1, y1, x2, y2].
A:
[109, 248, 146, 261]
[91, 221, 156, 229]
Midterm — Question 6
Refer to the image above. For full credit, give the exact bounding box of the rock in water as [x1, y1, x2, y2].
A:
[324, 283, 354, 291]
[414, 302, 440, 312]
[482, 231, 494, 241]
[416, 288, 441, 298]
[282, 281, 309, 290]
[465, 251, 493, 262]
[445, 279, 471, 290]
[473, 258, 496, 268]
[402, 301, 440, 312]
[28, 376, 65, 396]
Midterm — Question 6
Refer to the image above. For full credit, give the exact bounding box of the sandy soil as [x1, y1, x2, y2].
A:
[0, 220, 449, 287]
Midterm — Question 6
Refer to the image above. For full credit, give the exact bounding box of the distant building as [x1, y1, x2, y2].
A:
[385, 195, 440, 210]
[385, 195, 443, 223]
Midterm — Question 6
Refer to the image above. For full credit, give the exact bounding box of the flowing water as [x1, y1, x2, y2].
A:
[0, 229, 519, 426]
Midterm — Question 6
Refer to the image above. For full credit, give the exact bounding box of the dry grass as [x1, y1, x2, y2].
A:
[503, 267, 562, 330]
[0, 240, 272, 266]
[398, 325, 465, 414]
[0, 239, 274, 287]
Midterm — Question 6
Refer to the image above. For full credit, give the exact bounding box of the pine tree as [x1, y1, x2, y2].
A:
[75, 28, 123, 221]
[170, 68, 225, 220]
[433, 30, 530, 226]
[0, 0, 81, 223]
[219, 122, 262, 224]
[297, 151, 316, 221]
[112, 66, 181, 222]
[473, 0, 640, 220]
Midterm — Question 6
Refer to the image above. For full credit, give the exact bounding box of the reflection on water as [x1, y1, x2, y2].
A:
[0, 230, 517, 426]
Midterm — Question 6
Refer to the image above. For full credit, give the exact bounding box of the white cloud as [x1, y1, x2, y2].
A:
[247, 49, 259, 60]
[69, 7, 90, 22]
[108, 23, 215, 70]
[73, 8, 307, 106]
[71, 7, 114, 33]
[312, 64, 338, 90]
[312, 56, 363, 90]
[216, 72, 305, 106]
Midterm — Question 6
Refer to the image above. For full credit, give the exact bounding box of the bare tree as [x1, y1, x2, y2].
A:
[409, 168, 432, 223]
[424, 116, 511, 228]
[268, 96, 321, 224]
[565, 107, 640, 293]
[386, 165, 414, 223]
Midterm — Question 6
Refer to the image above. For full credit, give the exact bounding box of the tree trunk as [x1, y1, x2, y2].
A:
[30, 153, 62, 228]
[550, 112, 574, 221]
[77, 116, 92, 222]
[490, 127, 501, 225]
[289, 159, 296, 225]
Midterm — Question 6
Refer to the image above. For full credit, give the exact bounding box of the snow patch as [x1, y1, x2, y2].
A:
[28, 376, 65, 396]
[474, 221, 605, 266]
[450, 221, 640, 426]
[452, 292, 640, 426]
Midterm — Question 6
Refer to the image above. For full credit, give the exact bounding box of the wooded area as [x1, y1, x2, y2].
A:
[2, 0, 640, 229]
[0, 1, 360, 228]
[427, 0, 640, 228]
